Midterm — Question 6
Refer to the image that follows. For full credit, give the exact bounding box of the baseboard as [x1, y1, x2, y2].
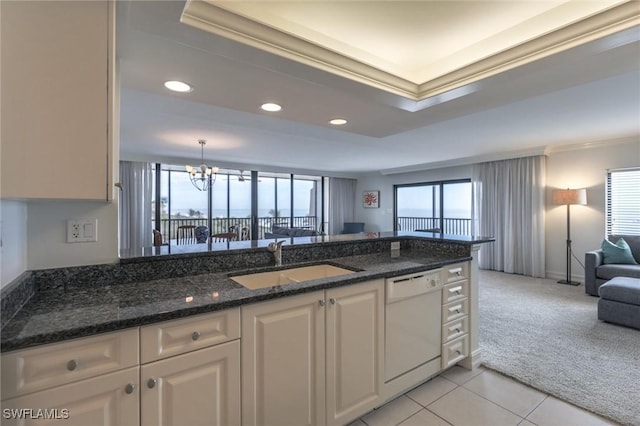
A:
[457, 349, 482, 370]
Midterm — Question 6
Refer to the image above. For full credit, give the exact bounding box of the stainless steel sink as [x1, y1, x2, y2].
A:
[231, 264, 356, 290]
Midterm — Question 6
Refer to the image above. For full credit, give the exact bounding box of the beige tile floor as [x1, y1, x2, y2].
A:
[351, 366, 619, 426]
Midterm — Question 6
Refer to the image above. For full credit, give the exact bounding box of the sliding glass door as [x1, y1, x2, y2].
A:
[394, 179, 472, 235]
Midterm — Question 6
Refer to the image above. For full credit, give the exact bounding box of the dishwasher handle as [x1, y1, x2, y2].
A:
[386, 270, 442, 303]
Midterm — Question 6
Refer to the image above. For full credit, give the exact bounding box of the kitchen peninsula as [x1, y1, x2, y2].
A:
[1, 232, 493, 426]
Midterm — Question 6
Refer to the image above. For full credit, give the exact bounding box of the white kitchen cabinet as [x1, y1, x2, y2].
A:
[242, 291, 326, 426]
[1, 367, 139, 426]
[440, 262, 470, 370]
[140, 340, 240, 426]
[325, 280, 384, 426]
[0, 0, 116, 200]
[241, 279, 384, 426]
[1, 330, 139, 425]
[1, 329, 139, 399]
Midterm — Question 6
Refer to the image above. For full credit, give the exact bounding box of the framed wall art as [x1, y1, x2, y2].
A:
[363, 190, 379, 208]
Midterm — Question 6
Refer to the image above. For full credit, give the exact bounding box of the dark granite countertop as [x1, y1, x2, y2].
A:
[1, 250, 471, 352]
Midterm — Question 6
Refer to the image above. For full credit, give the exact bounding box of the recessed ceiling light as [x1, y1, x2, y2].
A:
[261, 103, 282, 112]
[329, 118, 347, 126]
[164, 80, 193, 92]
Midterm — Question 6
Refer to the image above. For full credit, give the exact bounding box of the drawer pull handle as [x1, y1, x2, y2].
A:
[192, 331, 201, 341]
[455, 328, 461, 333]
[455, 350, 462, 355]
[330, 298, 336, 305]
[67, 359, 78, 371]
[456, 271, 461, 276]
[147, 378, 157, 389]
[319, 299, 325, 307]
[125, 383, 136, 394]
[455, 309, 461, 314]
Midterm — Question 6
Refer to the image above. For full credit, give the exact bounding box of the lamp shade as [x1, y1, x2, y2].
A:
[552, 188, 587, 205]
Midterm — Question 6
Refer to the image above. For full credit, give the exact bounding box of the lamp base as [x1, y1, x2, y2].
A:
[557, 280, 580, 286]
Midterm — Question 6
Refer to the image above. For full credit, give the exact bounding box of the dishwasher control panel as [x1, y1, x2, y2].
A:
[385, 269, 442, 303]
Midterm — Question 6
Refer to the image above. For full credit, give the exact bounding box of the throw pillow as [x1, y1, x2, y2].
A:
[601, 238, 639, 264]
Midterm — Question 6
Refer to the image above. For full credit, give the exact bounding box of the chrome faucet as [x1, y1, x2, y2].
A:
[267, 240, 284, 266]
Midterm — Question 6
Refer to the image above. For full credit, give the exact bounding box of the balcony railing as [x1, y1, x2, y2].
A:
[397, 217, 472, 235]
[154, 216, 319, 243]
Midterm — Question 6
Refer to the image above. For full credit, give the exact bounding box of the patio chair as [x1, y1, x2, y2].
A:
[176, 225, 196, 244]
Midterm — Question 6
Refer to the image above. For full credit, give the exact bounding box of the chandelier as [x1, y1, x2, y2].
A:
[185, 139, 219, 191]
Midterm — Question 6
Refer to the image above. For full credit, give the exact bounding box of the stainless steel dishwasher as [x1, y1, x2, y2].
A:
[385, 269, 443, 383]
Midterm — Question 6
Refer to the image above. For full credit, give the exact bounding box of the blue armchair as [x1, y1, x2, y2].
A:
[341, 222, 365, 234]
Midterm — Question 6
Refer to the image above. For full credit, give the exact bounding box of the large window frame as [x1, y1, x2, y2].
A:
[606, 167, 640, 236]
[393, 179, 472, 235]
[152, 166, 326, 241]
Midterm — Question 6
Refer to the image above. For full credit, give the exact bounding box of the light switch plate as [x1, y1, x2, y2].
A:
[67, 219, 98, 243]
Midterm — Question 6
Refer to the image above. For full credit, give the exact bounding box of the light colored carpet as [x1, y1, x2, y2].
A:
[479, 270, 640, 426]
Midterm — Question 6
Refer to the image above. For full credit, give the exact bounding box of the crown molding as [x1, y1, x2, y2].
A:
[545, 135, 639, 154]
[416, 1, 640, 99]
[379, 147, 548, 175]
[180, 0, 418, 99]
[182, 1, 640, 102]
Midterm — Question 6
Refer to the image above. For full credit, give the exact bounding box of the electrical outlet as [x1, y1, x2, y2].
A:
[67, 219, 98, 243]
[391, 241, 400, 250]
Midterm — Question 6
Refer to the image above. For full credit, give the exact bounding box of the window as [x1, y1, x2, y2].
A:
[152, 166, 327, 241]
[394, 179, 472, 235]
[607, 168, 640, 236]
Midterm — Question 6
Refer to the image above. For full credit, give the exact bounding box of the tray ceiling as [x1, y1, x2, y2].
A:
[181, 0, 637, 99]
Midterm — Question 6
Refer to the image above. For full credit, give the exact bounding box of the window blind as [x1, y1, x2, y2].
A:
[606, 167, 640, 236]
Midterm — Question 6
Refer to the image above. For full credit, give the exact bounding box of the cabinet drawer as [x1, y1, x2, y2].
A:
[442, 280, 469, 304]
[442, 316, 468, 343]
[1, 329, 139, 399]
[141, 308, 240, 363]
[441, 335, 469, 369]
[1, 367, 139, 426]
[442, 263, 468, 283]
[441, 298, 468, 323]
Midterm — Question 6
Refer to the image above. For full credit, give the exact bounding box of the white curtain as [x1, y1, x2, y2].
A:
[472, 155, 546, 277]
[328, 177, 356, 235]
[119, 161, 153, 251]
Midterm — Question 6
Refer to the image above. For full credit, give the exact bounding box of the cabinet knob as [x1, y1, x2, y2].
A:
[455, 328, 461, 333]
[192, 331, 201, 341]
[455, 350, 462, 355]
[67, 359, 78, 371]
[329, 298, 336, 305]
[125, 383, 136, 394]
[318, 300, 325, 307]
[147, 378, 157, 389]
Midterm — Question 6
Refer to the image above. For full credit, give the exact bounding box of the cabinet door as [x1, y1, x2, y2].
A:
[1, 367, 139, 426]
[0, 0, 114, 200]
[326, 279, 384, 426]
[242, 292, 325, 426]
[140, 340, 240, 426]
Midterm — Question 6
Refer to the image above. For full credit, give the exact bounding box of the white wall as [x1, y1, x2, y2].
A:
[0, 200, 27, 288]
[26, 200, 119, 270]
[355, 165, 472, 231]
[545, 138, 640, 282]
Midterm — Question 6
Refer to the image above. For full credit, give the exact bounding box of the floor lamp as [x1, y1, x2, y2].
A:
[552, 188, 587, 285]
